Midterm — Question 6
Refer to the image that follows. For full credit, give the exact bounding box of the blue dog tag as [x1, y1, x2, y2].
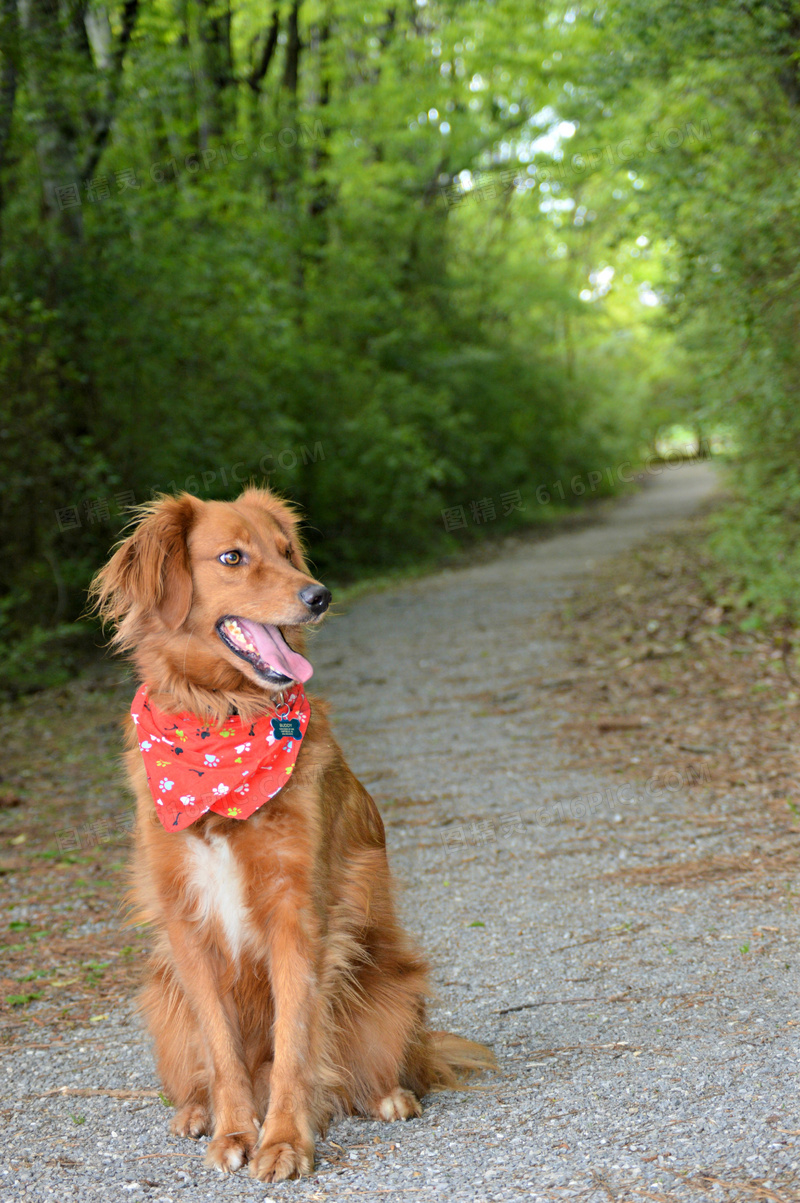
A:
[271, 717, 303, 741]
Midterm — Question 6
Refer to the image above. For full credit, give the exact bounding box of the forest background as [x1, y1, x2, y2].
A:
[1, 0, 798, 691]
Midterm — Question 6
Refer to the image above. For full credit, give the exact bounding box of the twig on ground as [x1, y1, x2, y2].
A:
[495, 992, 632, 1015]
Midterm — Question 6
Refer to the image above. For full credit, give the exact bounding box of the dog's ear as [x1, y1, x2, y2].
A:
[90, 494, 198, 634]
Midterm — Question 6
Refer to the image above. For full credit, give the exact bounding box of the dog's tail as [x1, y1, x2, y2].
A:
[406, 1029, 497, 1094]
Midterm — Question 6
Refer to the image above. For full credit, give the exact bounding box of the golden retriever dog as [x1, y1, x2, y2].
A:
[90, 487, 492, 1182]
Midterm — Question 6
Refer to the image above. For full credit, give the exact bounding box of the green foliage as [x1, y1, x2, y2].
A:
[6, 991, 44, 1006]
[552, 0, 800, 620]
[0, 0, 669, 691]
[709, 484, 800, 624]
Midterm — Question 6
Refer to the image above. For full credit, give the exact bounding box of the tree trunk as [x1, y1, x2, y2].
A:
[80, 0, 140, 182]
[308, 7, 331, 218]
[282, 0, 301, 95]
[248, 6, 279, 93]
[22, 0, 84, 242]
[0, 0, 19, 256]
[196, 0, 234, 147]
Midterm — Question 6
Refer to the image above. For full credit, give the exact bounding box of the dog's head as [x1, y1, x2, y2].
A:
[90, 488, 330, 704]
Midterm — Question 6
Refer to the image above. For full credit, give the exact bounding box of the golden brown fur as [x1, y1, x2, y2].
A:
[90, 487, 493, 1182]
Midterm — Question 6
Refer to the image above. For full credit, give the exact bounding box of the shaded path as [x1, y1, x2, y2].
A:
[5, 463, 799, 1203]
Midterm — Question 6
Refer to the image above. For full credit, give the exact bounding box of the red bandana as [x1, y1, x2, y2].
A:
[130, 684, 310, 832]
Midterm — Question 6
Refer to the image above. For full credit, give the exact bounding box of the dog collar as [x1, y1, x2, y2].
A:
[130, 684, 310, 832]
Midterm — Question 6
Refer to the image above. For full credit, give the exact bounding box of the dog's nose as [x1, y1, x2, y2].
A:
[299, 584, 331, 615]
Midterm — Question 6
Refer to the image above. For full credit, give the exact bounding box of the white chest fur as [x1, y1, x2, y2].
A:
[184, 833, 251, 960]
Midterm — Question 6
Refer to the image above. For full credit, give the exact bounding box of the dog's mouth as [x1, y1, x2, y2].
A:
[216, 616, 313, 686]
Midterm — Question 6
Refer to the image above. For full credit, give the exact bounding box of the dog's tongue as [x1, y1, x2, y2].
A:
[239, 620, 313, 683]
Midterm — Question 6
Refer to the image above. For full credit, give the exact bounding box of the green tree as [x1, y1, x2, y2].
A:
[0, 0, 650, 691]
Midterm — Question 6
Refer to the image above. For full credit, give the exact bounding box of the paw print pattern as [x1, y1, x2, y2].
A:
[131, 683, 309, 833]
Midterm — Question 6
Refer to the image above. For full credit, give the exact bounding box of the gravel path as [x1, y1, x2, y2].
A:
[4, 462, 799, 1203]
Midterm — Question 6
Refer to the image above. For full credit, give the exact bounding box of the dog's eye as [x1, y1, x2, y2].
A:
[219, 550, 243, 566]
[284, 547, 294, 562]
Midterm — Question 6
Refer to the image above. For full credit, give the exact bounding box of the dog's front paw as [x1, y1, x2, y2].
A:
[170, 1103, 210, 1138]
[374, 1087, 422, 1121]
[249, 1138, 314, 1182]
[204, 1130, 256, 1173]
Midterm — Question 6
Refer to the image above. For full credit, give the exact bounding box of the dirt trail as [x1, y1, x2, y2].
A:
[3, 462, 799, 1203]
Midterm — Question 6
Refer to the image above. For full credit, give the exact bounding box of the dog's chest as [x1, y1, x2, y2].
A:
[184, 833, 253, 960]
